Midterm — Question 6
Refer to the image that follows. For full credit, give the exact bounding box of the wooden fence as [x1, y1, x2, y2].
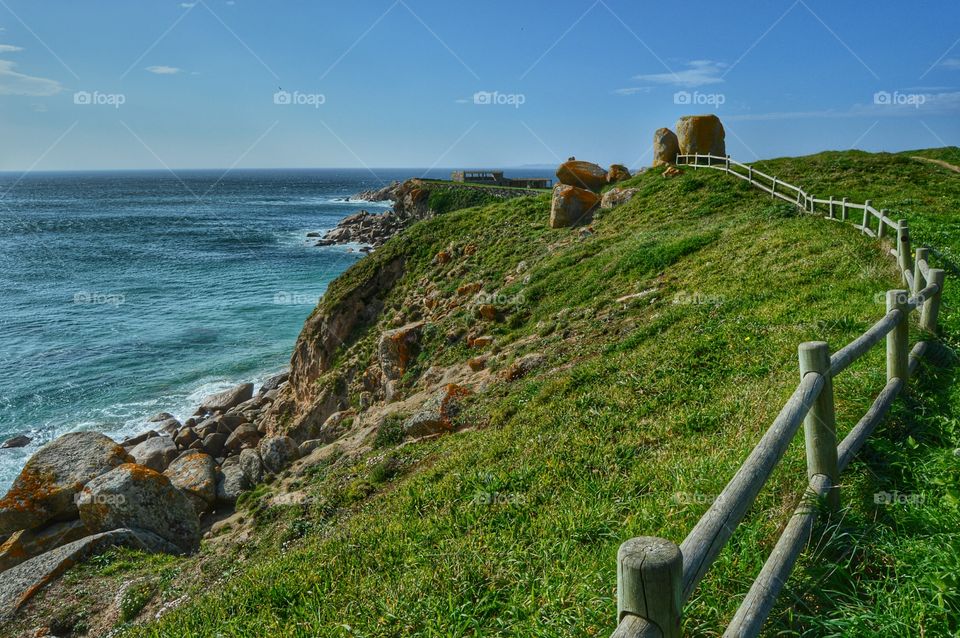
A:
[609, 153, 947, 638]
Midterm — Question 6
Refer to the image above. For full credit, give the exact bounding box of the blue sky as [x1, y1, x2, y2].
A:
[0, 0, 958, 170]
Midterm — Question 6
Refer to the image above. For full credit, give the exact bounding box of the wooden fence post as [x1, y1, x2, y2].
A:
[798, 342, 839, 509]
[861, 203, 869, 235]
[772, 177, 777, 199]
[913, 246, 928, 296]
[617, 537, 682, 638]
[897, 221, 912, 286]
[887, 290, 910, 383]
[748, 166, 753, 182]
[920, 268, 946, 333]
[877, 209, 887, 238]
[841, 197, 848, 221]
[829, 196, 834, 219]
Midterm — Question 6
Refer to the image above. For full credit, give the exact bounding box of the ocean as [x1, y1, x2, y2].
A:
[0, 168, 440, 492]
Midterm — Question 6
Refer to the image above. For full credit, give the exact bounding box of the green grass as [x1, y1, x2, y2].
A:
[106, 149, 960, 637]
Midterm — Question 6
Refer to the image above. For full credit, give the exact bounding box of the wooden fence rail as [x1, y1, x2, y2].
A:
[609, 153, 947, 637]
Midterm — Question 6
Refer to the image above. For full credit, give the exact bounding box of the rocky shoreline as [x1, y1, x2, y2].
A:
[0, 371, 307, 618]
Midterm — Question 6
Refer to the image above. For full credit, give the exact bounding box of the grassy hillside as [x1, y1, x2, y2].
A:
[26, 149, 960, 637]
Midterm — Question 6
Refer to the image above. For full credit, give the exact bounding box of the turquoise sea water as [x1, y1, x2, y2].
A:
[0, 168, 415, 491]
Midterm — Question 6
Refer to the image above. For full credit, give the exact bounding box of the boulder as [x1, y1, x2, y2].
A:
[403, 384, 472, 438]
[259, 372, 289, 394]
[1, 435, 32, 449]
[379, 321, 425, 382]
[174, 427, 199, 449]
[219, 414, 247, 431]
[157, 418, 181, 437]
[0, 519, 89, 573]
[653, 127, 680, 166]
[202, 432, 228, 458]
[121, 430, 158, 448]
[146, 412, 175, 423]
[198, 383, 254, 414]
[607, 164, 631, 184]
[258, 436, 299, 475]
[675, 115, 725, 157]
[130, 436, 178, 472]
[77, 463, 201, 554]
[238, 448, 264, 485]
[504, 352, 547, 381]
[0, 432, 133, 536]
[550, 184, 600, 228]
[224, 424, 260, 453]
[0, 528, 177, 619]
[601, 187, 641, 210]
[297, 440, 327, 457]
[164, 452, 217, 517]
[556, 160, 607, 193]
[216, 465, 249, 505]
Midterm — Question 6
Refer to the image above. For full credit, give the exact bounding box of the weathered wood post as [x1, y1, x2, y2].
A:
[725, 155, 731, 171]
[861, 202, 869, 234]
[771, 177, 777, 199]
[798, 342, 839, 509]
[617, 537, 682, 638]
[877, 209, 887, 238]
[887, 290, 910, 383]
[841, 197, 848, 221]
[829, 196, 834, 219]
[748, 166, 753, 183]
[897, 221, 912, 286]
[920, 268, 946, 333]
[694, 153, 699, 168]
[913, 246, 928, 296]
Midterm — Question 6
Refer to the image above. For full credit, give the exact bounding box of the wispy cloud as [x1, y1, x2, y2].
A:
[726, 91, 960, 121]
[633, 60, 727, 88]
[146, 65, 182, 75]
[0, 44, 23, 53]
[612, 86, 653, 96]
[179, 2, 197, 7]
[0, 59, 62, 96]
[941, 58, 960, 70]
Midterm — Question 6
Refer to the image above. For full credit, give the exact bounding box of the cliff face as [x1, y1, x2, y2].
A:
[265, 252, 405, 440]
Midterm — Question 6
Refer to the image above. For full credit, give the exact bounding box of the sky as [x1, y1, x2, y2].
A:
[0, 0, 958, 171]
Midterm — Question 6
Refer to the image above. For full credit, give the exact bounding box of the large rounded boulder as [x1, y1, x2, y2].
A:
[675, 115, 725, 157]
[76, 463, 200, 554]
[653, 127, 680, 166]
[164, 452, 217, 516]
[0, 432, 133, 536]
[550, 184, 600, 228]
[258, 436, 299, 475]
[556, 160, 607, 193]
[607, 164, 631, 184]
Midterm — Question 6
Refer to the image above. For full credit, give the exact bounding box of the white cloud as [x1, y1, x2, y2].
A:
[146, 65, 182, 75]
[0, 44, 23, 53]
[0, 59, 62, 96]
[941, 58, 960, 70]
[612, 87, 652, 96]
[725, 91, 960, 122]
[632, 60, 727, 88]
[180, 2, 196, 7]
